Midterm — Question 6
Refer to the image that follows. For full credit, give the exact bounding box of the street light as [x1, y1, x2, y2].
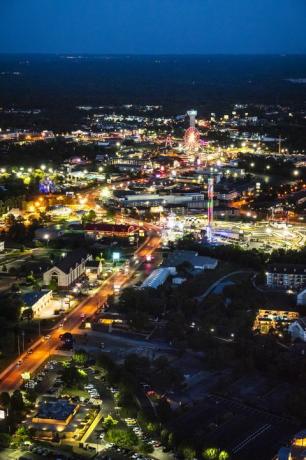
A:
[44, 234, 50, 246]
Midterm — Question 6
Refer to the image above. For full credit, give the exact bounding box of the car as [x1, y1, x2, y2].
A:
[16, 360, 23, 367]
[27, 349, 33, 355]
[44, 335, 51, 340]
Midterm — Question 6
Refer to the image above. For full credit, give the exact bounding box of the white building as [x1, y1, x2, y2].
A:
[115, 193, 205, 208]
[22, 290, 53, 318]
[0, 241, 4, 252]
[140, 268, 171, 289]
[288, 318, 306, 342]
[43, 249, 92, 288]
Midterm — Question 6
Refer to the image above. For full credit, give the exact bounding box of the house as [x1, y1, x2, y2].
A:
[22, 290, 53, 318]
[288, 318, 306, 342]
[266, 264, 306, 290]
[164, 250, 218, 271]
[43, 249, 91, 288]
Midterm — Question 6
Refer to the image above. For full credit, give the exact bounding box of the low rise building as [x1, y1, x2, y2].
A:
[22, 290, 53, 318]
[266, 264, 306, 290]
[35, 227, 64, 242]
[32, 398, 79, 426]
[113, 192, 205, 208]
[276, 429, 306, 459]
[84, 222, 137, 238]
[297, 288, 306, 307]
[140, 268, 171, 289]
[253, 308, 299, 335]
[288, 318, 306, 342]
[85, 259, 103, 278]
[164, 250, 218, 271]
[43, 249, 91, 288]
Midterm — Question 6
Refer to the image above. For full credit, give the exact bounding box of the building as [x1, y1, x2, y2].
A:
[43, 249, 91, 288]
[253, 308, 299, 335]
[140, 268, 171, 289]
[32, 398, 79, 426]
[85, 259, 103, 278]
[297, 288, 306, 307]
[35, 227, 64, 242]
[164, 250, 218, 271]
[288, 318, 306, 342]
[276, 429, 306, 459]
[84, 222, 137, 238]
[0, 241, 4, 252]
[22, 290, 53, 318]
[113, 192, 205, 208]
[266, 264, 306, 290]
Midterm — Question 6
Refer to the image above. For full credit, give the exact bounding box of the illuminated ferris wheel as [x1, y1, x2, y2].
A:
[184, 126, 200, 150]
[184, 109, 200, 150]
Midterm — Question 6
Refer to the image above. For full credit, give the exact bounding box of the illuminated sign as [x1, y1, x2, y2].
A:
[112, 252, 120, 262]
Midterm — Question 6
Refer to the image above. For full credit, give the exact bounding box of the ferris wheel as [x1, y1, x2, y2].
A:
[184, 126, 200, 150]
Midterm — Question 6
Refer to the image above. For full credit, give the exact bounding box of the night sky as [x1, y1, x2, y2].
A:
[1, 0, 306, 54]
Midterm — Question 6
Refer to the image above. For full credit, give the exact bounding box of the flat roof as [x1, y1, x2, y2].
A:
[35, 399, 76, 422]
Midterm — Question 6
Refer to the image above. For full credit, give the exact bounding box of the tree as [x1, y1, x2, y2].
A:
[10, 390, 24, 412]
[21, 308, 33, 321]
[102, 414, 118, 430]
[202, 448, 219, 460]
[0, 432, 11, 447]
[180, 445, 196, 460]
[61, 363, 84, 387]
[139, 441, 154, 454]
[10, 425, 30, 447]
[0, 392, 11, 413]
[202, 448, 230, 460]
[104, 428, 138, 449]
[73, 350, 88, 366]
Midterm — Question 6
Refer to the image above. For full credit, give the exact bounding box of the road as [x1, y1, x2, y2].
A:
[0, 234, 161, 393]
[196, 270, 253, 302]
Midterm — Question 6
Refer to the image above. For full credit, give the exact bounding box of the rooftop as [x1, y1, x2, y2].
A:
[164, 250, 218, 269]
[267, 264, 306, 275]
[34, 399, 77, 422]
[23, 290, 51, 308]
[55, 249, 89, 274]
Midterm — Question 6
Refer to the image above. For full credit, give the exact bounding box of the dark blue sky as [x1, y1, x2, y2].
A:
[1, 0, 306, 54]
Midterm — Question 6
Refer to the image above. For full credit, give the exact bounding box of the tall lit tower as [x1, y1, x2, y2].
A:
[187, 110, 197, 128]
[207, 177, 214, 242]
